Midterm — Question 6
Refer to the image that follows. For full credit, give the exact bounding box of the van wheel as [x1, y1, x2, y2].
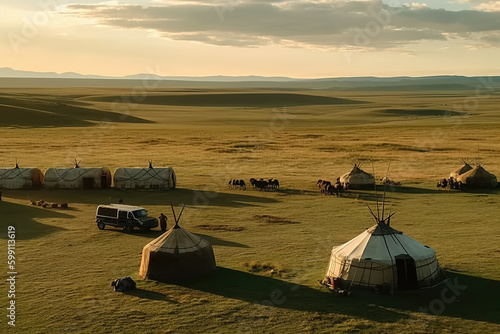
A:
[123, 226, 133, 233]
[97, 222, 105, 230]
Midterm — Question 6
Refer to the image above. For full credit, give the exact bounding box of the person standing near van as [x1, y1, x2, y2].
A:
[159, 213, 167, 232]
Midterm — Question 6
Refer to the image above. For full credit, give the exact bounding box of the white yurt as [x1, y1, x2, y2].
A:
[44, 162, 111, 189]
[340, 164, 375, 189]
[0, 164, 44, 189]
[324, 216, 442, 292]
[114, 162, 176, 190]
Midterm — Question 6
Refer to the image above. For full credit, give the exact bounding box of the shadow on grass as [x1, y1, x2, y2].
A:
[0, 201, 70, 240]
[3, 188, 280, 208]
[352, 270, 500, 324]
[179, 267, 408, 323]
[196, 233, 250, 248]
[179, 267, 500, 325]
[124, 288, 179, 303]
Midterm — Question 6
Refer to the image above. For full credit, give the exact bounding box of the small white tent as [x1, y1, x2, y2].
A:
[114, 162, 176, 189]
[44, 164, 111, 189]
[0, 165, 44, 189]
[340, 164, 375, 189]
[324, 216, 442, 292]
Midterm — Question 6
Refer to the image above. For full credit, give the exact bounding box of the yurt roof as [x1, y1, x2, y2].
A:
[332, 222, 436, 264]
[450, 161, 473, 177]
[145, 225, 212, 254]
[460, 165, 495, 178]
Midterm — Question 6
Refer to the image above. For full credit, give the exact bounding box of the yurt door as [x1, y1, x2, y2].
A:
[395, 255, 417, 290]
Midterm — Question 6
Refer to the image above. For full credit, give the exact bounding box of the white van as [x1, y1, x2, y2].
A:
[95, 204, 158, 233]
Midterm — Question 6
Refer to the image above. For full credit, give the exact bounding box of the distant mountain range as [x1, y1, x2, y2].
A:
[1, 67, 499, 90]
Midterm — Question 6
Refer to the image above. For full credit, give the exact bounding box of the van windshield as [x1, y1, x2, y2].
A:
[132, 209, 148, 218]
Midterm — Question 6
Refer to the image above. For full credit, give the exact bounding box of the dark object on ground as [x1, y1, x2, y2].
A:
[111, 276, 136, 292]
[60, 203, 68, 208]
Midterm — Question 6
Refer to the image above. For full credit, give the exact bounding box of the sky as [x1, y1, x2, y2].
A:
[1, 0, 500, 78]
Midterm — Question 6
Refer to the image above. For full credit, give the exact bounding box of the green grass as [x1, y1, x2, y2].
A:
[0, 87, 499, 333]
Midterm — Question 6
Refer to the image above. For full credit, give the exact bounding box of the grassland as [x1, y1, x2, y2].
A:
[0, 86, 499, 333]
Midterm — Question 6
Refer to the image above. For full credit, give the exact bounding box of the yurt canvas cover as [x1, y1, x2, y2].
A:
[456, 165, 498, 188]
[340, 164, 375, 189]
[0, 168, 44, 189]
[44, 167, 111, 189]
[449, 161, 472, 179]
[140, 225, 216, 281]
[114, 167, 176, 189]
[325, 222, 441, 291]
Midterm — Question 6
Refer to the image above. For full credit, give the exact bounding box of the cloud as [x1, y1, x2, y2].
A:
[475, 1, 500, 12]
[60, 0, 500, 50]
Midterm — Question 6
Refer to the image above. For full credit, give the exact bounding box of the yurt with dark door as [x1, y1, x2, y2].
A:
[44, 161, 111, 189]
[456, 165, 498, 189]
[323, 213, 443, 292]
[339, 163, 375, 189]
[140, 206, 216, 282]
[0, 163, 44, 189]
[114, 161, 176, 190]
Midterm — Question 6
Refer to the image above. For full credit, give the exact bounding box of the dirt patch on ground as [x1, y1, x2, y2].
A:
[253, 215, 300, 225]
[195, 224, 245, 232]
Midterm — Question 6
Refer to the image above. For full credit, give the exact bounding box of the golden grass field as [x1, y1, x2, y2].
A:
[0, 86, 499, 333]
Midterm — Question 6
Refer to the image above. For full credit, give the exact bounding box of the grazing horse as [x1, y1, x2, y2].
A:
[250, 178, 257, 188]
[229, 179, 246, 190]
[325, 182, 344, 197]
[317, 179, 331, 193]
[268, 178, 279, 189]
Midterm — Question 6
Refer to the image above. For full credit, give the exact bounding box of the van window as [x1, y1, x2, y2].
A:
[98, 207, 117, 217]
[118, 211, 128, 219]
[132, 209, 147, 218]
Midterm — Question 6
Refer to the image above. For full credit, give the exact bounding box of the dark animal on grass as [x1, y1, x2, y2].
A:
[110, 276, 136, 292]
[268, 178, 279, 190]
[60, 203, 68, 208]
[51, 203, 58, 208]
[230, 179, 246, 190]
[37, 200, 45, 206]
[42, 203, 49, 208]
[250, 178, 257, 188]
[317, 179, 331, 193]
[326, 182, 344, 197]
[437, 178, 448, 188]
[30, 200, 37, 206]
[250, 179, 268, 191]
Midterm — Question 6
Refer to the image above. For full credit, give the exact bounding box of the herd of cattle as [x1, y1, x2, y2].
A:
[229, 177, 350, 196]
[317, 179, 348, 197]
[229, 178, 280, 191]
